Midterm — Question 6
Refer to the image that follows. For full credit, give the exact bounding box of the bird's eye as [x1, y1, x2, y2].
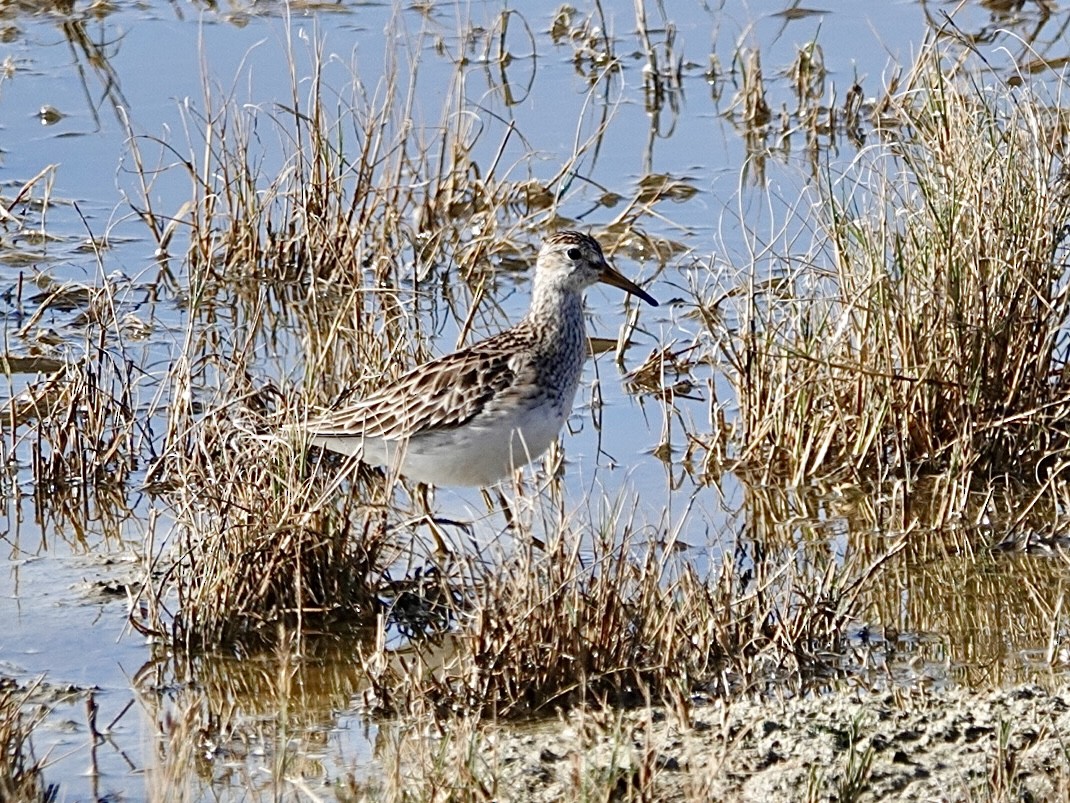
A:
[566, 247, 582, 260]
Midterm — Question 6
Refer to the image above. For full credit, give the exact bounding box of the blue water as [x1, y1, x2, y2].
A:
[0, 0, 1065, 798]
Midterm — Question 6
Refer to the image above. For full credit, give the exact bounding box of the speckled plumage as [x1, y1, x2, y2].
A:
[295, 231, 658, 486]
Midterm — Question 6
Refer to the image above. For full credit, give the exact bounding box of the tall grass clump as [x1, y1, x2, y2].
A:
[130, 18, 639, 646]
[0, 168, 150, 505]
[133, 32, 448, 645]
[360, 487, 894, 720]
[723, 44, 1070, 495]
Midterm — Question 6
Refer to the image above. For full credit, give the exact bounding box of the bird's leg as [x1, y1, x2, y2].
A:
[479, 482, 519, 532]
[495, 486, 517, 532]
[415, 482, 434, 517]
[492, 480, 545, 550]
[412, 484, 482, 558]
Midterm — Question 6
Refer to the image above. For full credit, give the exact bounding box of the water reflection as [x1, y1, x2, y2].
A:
[0, 0, 130, 128]
[731, 478, 1070, 690]
[138, 630, 377, 799]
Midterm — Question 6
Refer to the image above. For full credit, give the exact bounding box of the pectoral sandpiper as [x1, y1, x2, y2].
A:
[295, 231, 657, 486]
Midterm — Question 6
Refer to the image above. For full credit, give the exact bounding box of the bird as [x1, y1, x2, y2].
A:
[292, 231, 658, 486]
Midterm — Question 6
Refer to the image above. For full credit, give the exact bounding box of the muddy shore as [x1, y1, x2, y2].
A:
[464, 682, 1070, 801]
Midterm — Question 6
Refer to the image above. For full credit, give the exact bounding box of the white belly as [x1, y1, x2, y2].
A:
[405, 407, 566, 485]
[311, 402, 570, 486]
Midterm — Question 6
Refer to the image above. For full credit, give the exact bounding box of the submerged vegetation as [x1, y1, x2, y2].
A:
[5, 0, 1070, 799]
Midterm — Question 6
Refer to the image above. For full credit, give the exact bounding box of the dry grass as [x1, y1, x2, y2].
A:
[0, 683, 51, 803]
[117, 6, 697, 653]
[0, 169, 153, 517]
[20, 5, 1068, 731]
[357, 483, 905, 722]
[127, 27, 513, 646]
[713, 41, 1070, 505]
[24, 16, 1069, 802]
[351, 704, 689, 802]
[116, 8, 924, 723]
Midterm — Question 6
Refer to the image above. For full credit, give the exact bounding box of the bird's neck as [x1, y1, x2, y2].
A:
[524, 281, 588, 403]
[526, 282, 586, 349]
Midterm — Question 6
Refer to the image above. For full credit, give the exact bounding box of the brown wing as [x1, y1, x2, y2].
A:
[305, 325, 535, 440]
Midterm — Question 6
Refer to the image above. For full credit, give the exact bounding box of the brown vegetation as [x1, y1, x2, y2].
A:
[0, 684, 50, 803]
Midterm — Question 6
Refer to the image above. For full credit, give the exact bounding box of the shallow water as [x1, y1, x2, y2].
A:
[2, 0, 1070, 798]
